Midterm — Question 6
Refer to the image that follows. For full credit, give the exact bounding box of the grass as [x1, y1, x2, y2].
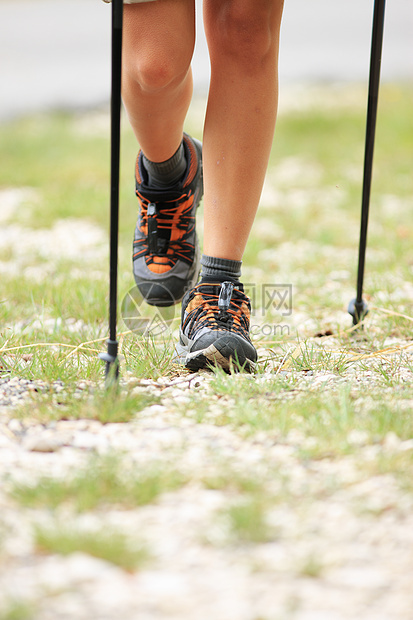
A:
[12, 381, 159, 424]
[363, 451, 413, 495]
[201, 468, 269, 495]
[222, 496, 273, 544]
[298, 554, 324, 578]
[0, 86, 412, 386]
[10, 454, 186, 512]
[0, 602, 34, 620]
[172, 362, 412, 438]
[202, 463, 279, 544]
[34, 524, 149, 572]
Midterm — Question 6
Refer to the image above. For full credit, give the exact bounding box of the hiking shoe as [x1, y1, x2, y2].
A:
[176, 281, 257, 372]
[133, 134, 203, 307]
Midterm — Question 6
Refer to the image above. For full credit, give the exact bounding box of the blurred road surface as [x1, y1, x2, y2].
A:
[0, 0, 412, 120]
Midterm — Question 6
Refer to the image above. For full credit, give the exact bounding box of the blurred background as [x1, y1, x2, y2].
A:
[0, 0, 412, 121]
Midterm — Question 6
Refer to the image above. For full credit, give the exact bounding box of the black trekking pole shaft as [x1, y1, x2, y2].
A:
[109, 0, 123, 344]
[100, 0, 123, 382]
[349, 0, 386, 326]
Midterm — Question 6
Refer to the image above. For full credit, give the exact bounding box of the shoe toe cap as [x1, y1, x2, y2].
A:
[135, 279, 182, 307]
[191, 331, 257, 363]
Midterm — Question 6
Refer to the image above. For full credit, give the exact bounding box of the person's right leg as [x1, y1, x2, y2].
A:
[122, 0, 195, 162]
[122, 0, 204, 306]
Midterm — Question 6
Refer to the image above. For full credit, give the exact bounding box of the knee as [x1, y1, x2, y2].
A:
[124, 52, 190, 94]
[208, 0, 284, 67]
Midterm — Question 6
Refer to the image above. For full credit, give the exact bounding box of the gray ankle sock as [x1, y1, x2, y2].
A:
[142, 142, 186, 188]
[200, 254, 242, 283]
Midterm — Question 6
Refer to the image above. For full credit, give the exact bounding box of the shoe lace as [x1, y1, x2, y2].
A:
[136, 193, 195, 262]
[185, 282, 251, 336]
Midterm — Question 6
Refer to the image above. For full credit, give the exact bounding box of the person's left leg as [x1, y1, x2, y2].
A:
[178, 0, 284, 371]
[201, 0, 284, 261]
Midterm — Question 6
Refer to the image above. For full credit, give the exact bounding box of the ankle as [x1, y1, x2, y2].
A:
[200, 254, 241, 283]
[142, 141, 186, 188]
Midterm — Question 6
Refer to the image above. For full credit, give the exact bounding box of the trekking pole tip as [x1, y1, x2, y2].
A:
[99, 339, 120, 387]
[348, 298, 369, 327]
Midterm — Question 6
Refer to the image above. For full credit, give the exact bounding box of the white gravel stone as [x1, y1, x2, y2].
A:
[70, 431, 110, 452]
[23, 435, 62, 453]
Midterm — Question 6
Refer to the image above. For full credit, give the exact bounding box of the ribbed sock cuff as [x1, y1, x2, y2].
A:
[142, 141, 186, 188]
[200, 254, 242, 283]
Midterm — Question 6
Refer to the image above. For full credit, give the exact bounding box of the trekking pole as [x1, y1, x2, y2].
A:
[99, 0, 123, 384]
[348, 0, 386, 326]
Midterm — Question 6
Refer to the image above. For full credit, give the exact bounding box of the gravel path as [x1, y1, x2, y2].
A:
[1, 365, 413, 620]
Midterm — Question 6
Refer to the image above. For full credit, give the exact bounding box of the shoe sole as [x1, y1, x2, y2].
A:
[138, 241, 201, 307]
[175, 336, 256, 373]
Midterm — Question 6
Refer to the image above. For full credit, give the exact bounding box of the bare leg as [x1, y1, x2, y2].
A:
[202, 0, 284, 260]
[122, 0, 195, 162]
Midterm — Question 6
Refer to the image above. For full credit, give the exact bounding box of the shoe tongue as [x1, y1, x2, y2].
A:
[138, 181, 183, 211]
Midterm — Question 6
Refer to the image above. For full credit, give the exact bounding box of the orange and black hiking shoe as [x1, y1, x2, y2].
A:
[133, 134, 203, 307]
[176, 281, 257, 372]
